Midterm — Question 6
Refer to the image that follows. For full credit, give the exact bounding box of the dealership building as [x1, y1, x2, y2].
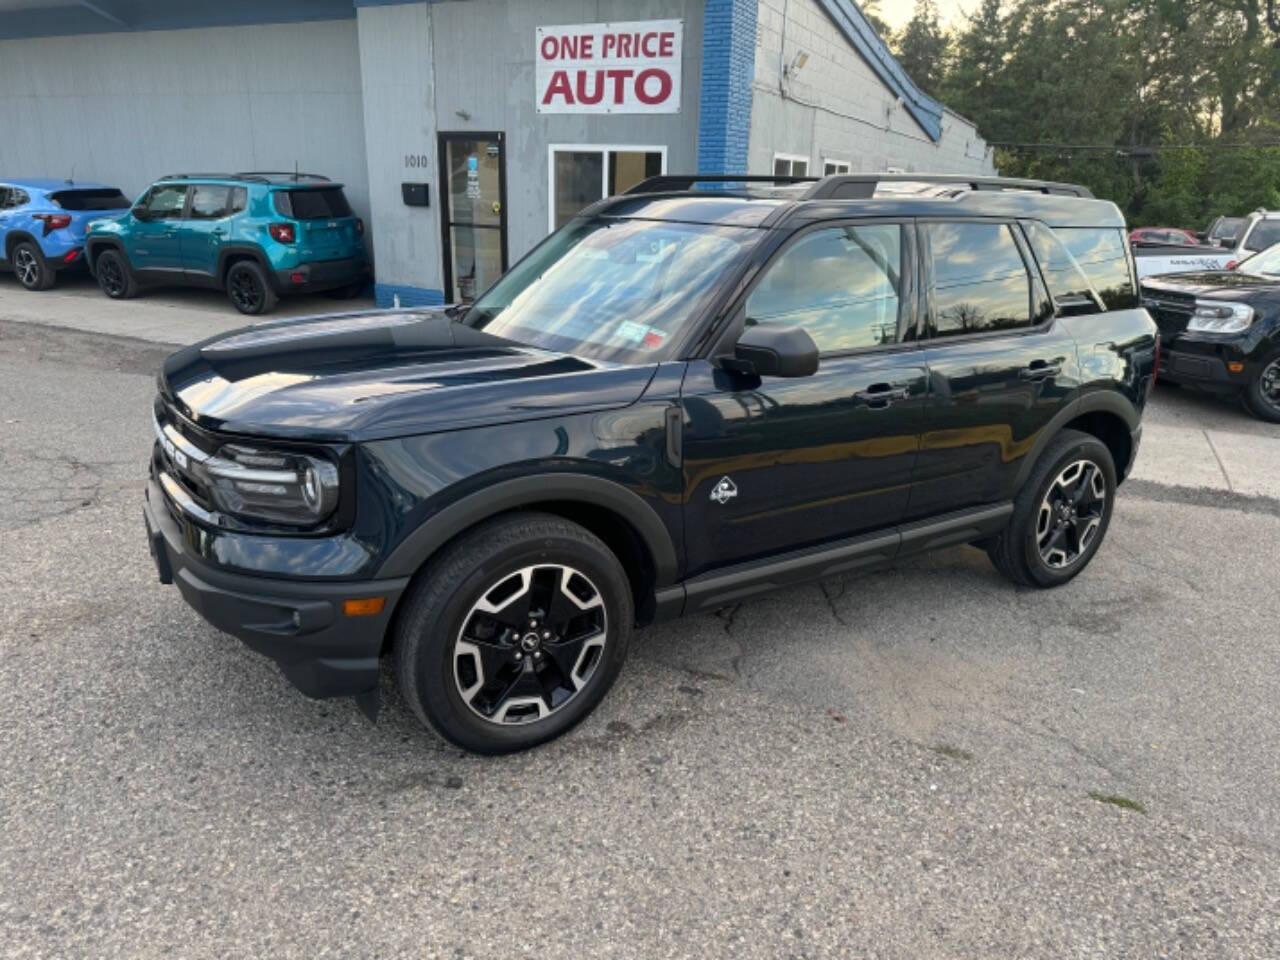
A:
[0, 0, 995, 307]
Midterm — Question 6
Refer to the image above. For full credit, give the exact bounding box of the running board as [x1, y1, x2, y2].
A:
[664, 502, 1013, 618]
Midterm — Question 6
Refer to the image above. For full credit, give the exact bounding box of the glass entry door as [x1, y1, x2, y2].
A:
[439, 132, 508, 304]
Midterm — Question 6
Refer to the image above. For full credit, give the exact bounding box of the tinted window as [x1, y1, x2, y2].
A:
[927, 222, 1031, 336]
[143, 185, 188, 219]
[1023, 221, 1101, 312]
[1054, 227, 1136, 310]
[274, 187, 352, 220]
[3, 188, 30, 209]
[746, 224, 903, 351]
[49, 188, 129, 211]
[1244, 220, 1280, 253]
[189, 185, 231, 220]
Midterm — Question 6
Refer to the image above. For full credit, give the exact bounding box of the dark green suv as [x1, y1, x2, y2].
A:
[86, 172, 370, 314]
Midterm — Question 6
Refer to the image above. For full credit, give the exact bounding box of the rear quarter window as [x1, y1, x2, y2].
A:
[273, 187, 352, 220]
[1053, 227, 1137, 310]
[49, 189, 130, 211]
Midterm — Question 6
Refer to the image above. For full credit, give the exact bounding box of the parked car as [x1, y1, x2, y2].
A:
[1129, 226, 1201, 246]
[86, 172, 369, 315]
[1200, 215, 1247, 247]
[1141, 244, 1280, 422]
[0, 178, 130, 290]
[142, 173, 1157, 754]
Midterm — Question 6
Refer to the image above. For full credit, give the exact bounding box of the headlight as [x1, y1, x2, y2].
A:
[1188, 300, 1255, 333]
[201, 443, 340, 526]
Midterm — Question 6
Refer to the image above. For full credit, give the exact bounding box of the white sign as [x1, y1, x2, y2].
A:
[536, 20, 683, 115]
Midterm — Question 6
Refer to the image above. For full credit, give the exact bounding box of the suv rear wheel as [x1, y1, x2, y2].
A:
[395, 512, 633, 754]
[12, 241, 55, 291]
[987, 429, 1116, 588]
[226, 260, 278, 315]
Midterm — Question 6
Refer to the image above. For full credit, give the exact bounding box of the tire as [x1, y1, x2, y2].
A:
[987, 429, 1117, 588]
[395, 512, 634, 754]
[11, 241, 55, 291]
[1243, 349, 1280, 423]
[225, 260, 278, 315]
[94, 248, 137, 300]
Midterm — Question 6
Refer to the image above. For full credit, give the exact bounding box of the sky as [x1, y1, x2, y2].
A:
[876, 0, 969, 31]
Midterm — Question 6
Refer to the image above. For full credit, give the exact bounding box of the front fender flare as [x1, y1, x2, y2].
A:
[376, 473, 680, 585]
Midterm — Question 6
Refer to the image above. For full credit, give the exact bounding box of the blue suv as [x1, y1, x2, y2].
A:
[86, 173, 370, 315]
[1, 179, 130, 291]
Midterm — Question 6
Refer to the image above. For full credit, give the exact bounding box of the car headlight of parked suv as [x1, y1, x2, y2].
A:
[154, 414, 340, 525]
[1188, 300, 1255, 333]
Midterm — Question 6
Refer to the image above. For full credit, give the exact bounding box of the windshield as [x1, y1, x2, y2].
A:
[463, 217, 757, 363]
[1236, 244, 1280, 277]
[1210, 217, 1245, 240]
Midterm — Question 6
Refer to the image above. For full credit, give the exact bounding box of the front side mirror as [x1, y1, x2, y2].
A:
[131, 206, 151, 221]
[733, 323, 819, 378]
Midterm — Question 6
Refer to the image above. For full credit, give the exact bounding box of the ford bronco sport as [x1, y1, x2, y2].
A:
[143, 173, 1158, 754]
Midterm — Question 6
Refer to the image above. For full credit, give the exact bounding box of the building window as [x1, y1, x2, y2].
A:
[548, 145, 667, 231]
[773, 153, 810, 177]
[823, 159, 851, 175]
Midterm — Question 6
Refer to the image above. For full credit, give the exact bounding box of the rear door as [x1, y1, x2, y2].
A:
[909, 219, 1079, 518]
[126, 184, 188, 272]
[180, 185, 240, 278]
[680, 219, 928, 577]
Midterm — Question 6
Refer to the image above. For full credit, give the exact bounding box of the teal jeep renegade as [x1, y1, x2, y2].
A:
[86, 172, 369, 315]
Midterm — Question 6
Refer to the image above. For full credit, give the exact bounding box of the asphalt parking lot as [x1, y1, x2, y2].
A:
[2, 278, 1279, 958]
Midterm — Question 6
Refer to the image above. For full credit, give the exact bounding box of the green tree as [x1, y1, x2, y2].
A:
[894, 0, 950, 97]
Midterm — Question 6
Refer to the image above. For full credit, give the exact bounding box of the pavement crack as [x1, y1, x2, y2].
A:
[818, 579, 850, 626]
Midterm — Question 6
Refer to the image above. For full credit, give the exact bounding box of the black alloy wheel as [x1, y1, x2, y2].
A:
[453, 564, 608, 724]
[1035, 459, 1108, 570]
[228, 265, 265, 314]
[395, 512, 633, 754]
[1245, 353, 1280, 423]
[97, 252, 127, 297]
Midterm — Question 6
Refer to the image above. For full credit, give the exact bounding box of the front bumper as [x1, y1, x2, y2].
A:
[272, 257, 369, 295]
[143, 476, 408, 702]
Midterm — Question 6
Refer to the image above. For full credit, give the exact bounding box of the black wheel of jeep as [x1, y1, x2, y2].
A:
[95, 249, 137, 299]
[1243, 350, 1280, 423]
[987, 429, 1116, 588]
[226, 260, 278, 315]
[12, 241, 54, 291]
[395, 512, 633, 754]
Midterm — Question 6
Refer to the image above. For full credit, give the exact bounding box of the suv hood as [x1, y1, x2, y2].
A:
[160, 309, 658, 441]
[1141, 270, 1280, 300]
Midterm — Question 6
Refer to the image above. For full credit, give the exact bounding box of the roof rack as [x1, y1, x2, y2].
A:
[159, 172, 245, 182]
[233, 171, 330, 182]
[158, 172, 332, 184]
[625, 172, 1093, 200]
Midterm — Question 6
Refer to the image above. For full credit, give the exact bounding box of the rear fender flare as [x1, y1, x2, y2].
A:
[1012, 390, 1140, 493]
[216, 246, 276, 290]
[376, 473, 679, 586]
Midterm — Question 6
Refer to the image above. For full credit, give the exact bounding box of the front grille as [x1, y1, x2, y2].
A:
[152, 398, 217, 511]
[1141, 293, 1193, 336]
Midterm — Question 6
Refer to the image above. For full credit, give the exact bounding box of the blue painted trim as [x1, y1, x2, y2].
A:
[0, 0, 354, 39]
[814, 0, 943, 141]
[375, 283, 446, 309]
[696, 0, 758, 175]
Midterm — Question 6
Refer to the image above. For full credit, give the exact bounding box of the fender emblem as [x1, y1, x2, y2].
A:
[710, 476, 738, 505]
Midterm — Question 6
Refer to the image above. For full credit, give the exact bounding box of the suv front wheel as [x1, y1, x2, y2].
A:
[987, 429, 1117, 588]
[395, 512, 634, 754]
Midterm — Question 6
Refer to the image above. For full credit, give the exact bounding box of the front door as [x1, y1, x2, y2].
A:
[908, 219, 1078, 518]
[439, 133, 508, 304]
[680, 220, 927, 577]
[127, 183, 188, 273]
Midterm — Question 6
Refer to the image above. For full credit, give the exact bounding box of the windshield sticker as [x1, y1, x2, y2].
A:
[616, 320, 651, 343]
[642, 329, 666, 349]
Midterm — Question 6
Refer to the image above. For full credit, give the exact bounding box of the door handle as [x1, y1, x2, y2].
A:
[210, 228, 226, 236]
[853, 383, 910, 407]
[1019, 358, 1063, 381]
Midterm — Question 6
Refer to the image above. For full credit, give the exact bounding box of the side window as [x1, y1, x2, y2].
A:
[745, 223, 903, 352]
[143, 185, 189, 220]
[189, 185, 231, 220]
[926, 222, 1031, 336]
[1022, 221, 1102, 313]
[0, 187, 10, 209]
[1054, 227, 1137, 310]
[1243, 219, 1280, 254]
[13, 189, 29, 207]
[228, 187, 248, 215]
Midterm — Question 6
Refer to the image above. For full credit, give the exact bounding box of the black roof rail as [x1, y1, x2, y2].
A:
[804, 173, 1094, 199]
[625, 174, 818, 194]
[159, 172, 255, 182]
[624, 172, 1093, 200]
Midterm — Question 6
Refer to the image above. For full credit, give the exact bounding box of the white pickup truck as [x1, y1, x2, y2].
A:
[1134, 210, 1280, 278]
